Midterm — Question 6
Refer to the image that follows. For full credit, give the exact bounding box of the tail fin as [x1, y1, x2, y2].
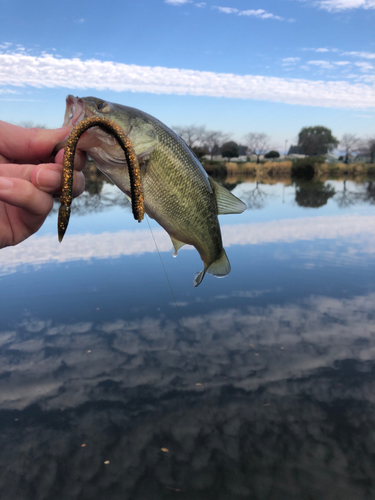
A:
[207, 249, 231, 278]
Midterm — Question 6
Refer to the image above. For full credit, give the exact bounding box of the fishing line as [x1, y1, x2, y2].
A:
[146, 215, 247, 497]
[146, 215, 208, 392]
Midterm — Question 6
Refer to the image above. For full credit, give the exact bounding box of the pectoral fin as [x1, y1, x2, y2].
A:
[208, 177, 247, 215]
[170, 236, 186, 257]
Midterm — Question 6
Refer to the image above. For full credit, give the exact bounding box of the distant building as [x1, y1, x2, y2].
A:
[354, 153, 370, 163]
[230, 155, 250, 162]
[202, 155, 224, 161]
[324, 153, 339, 163]
[247, 154, 264, 162]
[288, 145, 303, 155]
[286, 154, 306, 159]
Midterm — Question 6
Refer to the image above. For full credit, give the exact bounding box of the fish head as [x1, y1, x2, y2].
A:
[62, 95, 158, 161]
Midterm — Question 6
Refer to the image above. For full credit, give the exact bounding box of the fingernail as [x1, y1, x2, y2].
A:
[0, 178, 13, 190]
[37, 168, 61, 189]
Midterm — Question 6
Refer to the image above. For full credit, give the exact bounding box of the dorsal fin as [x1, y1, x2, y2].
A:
[208, 177, 247, 215]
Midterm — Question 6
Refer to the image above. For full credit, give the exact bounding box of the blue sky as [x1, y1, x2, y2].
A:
[0, 0, 374, 151]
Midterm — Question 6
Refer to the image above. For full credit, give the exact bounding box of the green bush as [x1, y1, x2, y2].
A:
[264, 150, 280, 159]
[204, 163, 228, 181]
[291, 156, 324, 179]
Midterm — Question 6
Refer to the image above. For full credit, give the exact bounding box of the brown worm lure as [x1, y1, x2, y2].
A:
[58, 116, 144, 242]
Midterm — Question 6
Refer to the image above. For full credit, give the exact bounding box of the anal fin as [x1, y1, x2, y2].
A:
[193, 270, 206, 287]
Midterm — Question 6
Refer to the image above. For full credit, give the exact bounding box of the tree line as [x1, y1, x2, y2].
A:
[172, 124, 375, 164]
[19, 121, 375, 165]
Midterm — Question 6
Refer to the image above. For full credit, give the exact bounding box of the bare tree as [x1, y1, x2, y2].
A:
[340, 134, 360, 164]
[334, 180, 358, 208]
[18, 121, 46, 129]
[203, 130, 230, 160]
[241, 182, 271, 210]
[358, 136, 375, 164]
[172, 125, 206, 149]
[243, 133, 270, 164]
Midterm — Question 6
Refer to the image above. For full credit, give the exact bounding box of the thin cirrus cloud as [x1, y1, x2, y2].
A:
[307, 60, 351, 66]
[303, 47, 340, 53]
[165, 1, 292, 20]
[0, 51, 374, 109]
[313, 0, 375, 10]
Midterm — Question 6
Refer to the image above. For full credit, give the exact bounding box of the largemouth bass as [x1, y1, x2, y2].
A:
[61, 95, 246, 286]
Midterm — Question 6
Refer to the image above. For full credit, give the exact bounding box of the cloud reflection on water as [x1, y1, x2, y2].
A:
[1, 291, 375, 498]
[1, 180, 375, 498]
[1, 292, 375, 411]
[1, 215, 375, 275]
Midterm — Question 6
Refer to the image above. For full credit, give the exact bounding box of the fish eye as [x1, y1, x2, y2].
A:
[68, 106, 75, 120]
[97, 101, 111, 113]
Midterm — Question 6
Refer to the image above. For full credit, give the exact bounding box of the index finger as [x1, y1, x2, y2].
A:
[0, 122, 72, 164]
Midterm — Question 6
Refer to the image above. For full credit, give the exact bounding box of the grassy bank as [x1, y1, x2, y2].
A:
[226, 161, 293, 178]
[205, 159, 375, 181]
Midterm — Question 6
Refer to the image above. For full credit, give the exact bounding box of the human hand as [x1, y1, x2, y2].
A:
[0, 121, 86, 249]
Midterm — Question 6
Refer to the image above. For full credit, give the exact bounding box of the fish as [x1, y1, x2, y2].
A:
[61, 95, 247, 286]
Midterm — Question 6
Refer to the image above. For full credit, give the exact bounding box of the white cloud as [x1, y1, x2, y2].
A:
[355, 61, 374, 71]
[315, 0, 375, 10]
[0, 88, 18, 94]
[334, 61, 350, 65]
[308, 60, 334, 69]
[0, 50, 374, 108]
[343, 51, 375, 59]
[356, 74, 375, 83]
[282, 57, 301, 65]
[214, 5, 289, 20]
[239, 9, 283, 20]
[165, 0, 191, 4]
[214, 6, 239, 14]
[303, 47, 340, 53]
[195, 2, 206, 6]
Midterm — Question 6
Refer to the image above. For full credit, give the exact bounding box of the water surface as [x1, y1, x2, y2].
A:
[1, 178, 375, 499]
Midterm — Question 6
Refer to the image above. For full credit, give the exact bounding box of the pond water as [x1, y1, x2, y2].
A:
[1, 176, 375, 500]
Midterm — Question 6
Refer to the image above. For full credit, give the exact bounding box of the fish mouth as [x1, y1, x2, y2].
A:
[58, 95, 124, 157]
[63, 95, 88, 127]
[54, 96, 95, 155]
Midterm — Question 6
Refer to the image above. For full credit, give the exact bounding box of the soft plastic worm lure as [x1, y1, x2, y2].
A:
[58, 116, 144, 242]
